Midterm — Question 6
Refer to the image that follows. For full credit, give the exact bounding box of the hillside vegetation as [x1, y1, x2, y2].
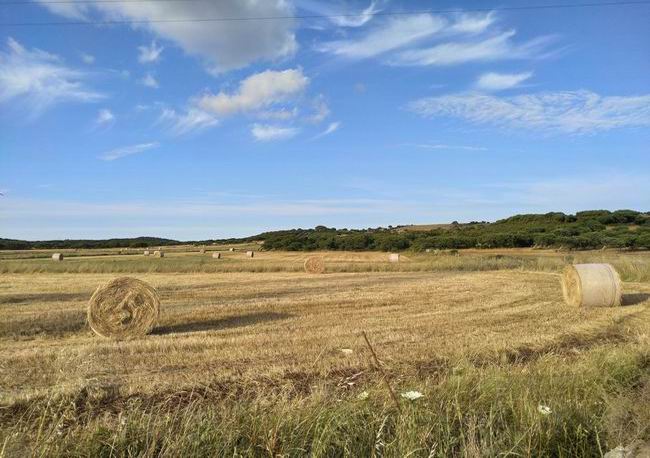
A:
[259, 210, 650, 251]
[2, 209, 649, 251]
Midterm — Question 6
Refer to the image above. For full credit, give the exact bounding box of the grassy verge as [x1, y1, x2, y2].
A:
[2, 345, 648, 457]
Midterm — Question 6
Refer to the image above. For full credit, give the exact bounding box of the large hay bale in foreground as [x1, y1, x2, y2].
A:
[88, 277, 160, 338]
[561, 263, 622, 307]
[52, 253, 63, 261]
[304, 256, 325, 274]
[212, 252, 221, 259]
[388, 253, 400, 263]
[153, 250, 164, 258]
[246, 251, 254, 258]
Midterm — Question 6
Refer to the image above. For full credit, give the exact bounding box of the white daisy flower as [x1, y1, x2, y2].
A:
[401, 390, 424, 401]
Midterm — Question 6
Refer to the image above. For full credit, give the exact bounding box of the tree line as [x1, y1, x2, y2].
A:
[1, 210, 649, 251]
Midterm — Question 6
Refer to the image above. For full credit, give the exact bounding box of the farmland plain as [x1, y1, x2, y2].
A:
[1, 247, 649, 456]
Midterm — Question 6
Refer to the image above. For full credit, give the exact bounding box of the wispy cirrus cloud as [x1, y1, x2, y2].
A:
[0, 37, 103, 117]
[318, 11, 555, 68]
[475, 71, 533, 91]
[407, 90, 650, 134]
[99, 142, 160, 161]
[251, 124, 299, 141]
[313, 121, 340, 139]
[389, 31, 553, 66]
[317, 14, 449, 59]
[158, 107, 218, 135]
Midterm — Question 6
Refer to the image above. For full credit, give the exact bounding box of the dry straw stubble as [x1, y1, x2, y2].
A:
[87, 277, 160, 338]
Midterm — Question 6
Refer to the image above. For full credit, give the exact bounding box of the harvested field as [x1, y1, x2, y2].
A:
[1, 249, 649, 456]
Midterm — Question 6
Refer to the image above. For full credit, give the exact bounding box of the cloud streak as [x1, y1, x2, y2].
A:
[407, 90, 650, 134]
[0, 37, 103, 116]
[476, 71, 533, 91]
[251, 124, 299, 141]
[99, 142, 160, 161]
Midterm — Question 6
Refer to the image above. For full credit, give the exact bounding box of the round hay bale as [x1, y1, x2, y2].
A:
[246, 251, 254, 258]
[561, 263, 622, 307]
[229, 248, 235, 252]
[199, 248, 206, 254]
[304, 256, 325, 274]
[52, 253, 63, 261]
[212, 252, 221, 259]
[388, 253, 400, 263]
[143, 250, 150, 256]
[153, 250, 164, 258]
[88, 277, 160, 338]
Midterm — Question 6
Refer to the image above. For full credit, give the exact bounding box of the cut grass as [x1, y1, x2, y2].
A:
[1, 250, 649, 456]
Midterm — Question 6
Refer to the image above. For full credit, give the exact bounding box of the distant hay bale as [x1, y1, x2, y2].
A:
[199, 248, 206, 254]
[425, 248, 431, 253]
[388, 253, 400, 263]
[212, 252, 221, 259]
[229, 248, 235, 252]
[153, 250, 164, 258]
[304, 256, 325, 274]
[143, 250, 150, 256]
[246, 251, 254, 258]
[87, 277, 160, 338]
[561, 263, 622, 307]
[52, 253, 63, 261]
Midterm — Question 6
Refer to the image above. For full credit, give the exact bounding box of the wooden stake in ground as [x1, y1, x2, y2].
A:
[361, 331, 402, 413]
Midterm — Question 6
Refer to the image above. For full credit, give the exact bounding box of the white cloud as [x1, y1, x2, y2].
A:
[407, 90, 650, 134]
[257, 107, 298, 120]
[390, 31, 552, 66]
[36, 0, 297, 73]
[330, 1, 379, 27]
[159, 107, 218, 135]
[251, 124, 299, 141]
[95, 108, 115, 126]
[448, 12, 497, 34]
[476, 71, 533, 91]
[313, 121, 340, 139]
[0, 37, 103, 116]
[140, 73, 159, 88]
[137, 41, 163, 64]
[81, 53, 95, 64]
[199, 68, 308, 116]
[99, 142, 160, 161]
[307, 94, 330, 123]
[317, 14, 448, 59]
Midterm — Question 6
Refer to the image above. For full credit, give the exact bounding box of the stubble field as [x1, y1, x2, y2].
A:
[1, 248, 649, 456]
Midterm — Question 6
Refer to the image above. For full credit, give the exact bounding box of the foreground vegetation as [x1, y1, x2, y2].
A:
[3, 346, 649, 457]
[1, 251, 649, 456]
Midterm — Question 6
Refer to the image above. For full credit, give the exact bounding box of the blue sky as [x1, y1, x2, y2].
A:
[1, 0, 649, 240]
